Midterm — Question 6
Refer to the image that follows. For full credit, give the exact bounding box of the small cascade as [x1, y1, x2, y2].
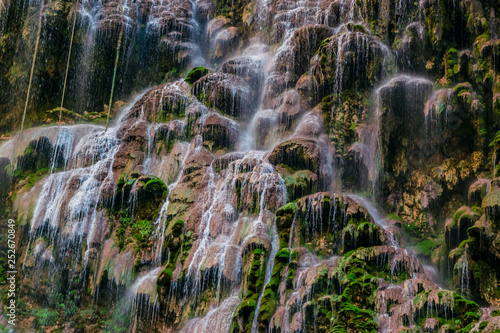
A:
[186, 164, 217, 284]
[106, 266, 163, 333]
[152, 141, 192, 266]
[186, 151, 287, 299]
[347, 194, 399, 247]
[251, 205, 280, 333]
[50, 0, 79, 171]
[17, 93, 145, 307]
[460, 249, 470, 297]
[424, 88, 453, 153]
[179, 293, 240, 333]
[128, 267, 163, 332]
[354, 76, 433, 194]
[105, 0, 125, 131]
[27, 128, 121, 277]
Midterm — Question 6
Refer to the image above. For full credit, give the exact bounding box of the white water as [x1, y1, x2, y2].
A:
[347, 194, 399, 247]
[152, 141, 192, 266]
[4, 0, 474, 331]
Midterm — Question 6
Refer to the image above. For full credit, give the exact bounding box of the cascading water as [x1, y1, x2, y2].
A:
[2, 0, 499, 331]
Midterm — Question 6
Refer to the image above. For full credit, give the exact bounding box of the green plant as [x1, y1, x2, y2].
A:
[34, 309, 58, 327]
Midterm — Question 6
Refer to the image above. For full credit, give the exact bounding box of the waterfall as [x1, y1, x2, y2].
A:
[3, 0, 497, 331]
[347, 194, 399, 247]
[250, 221, 279, 333]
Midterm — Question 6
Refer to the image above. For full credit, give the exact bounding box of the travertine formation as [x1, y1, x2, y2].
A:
[1, 0, 500, 331]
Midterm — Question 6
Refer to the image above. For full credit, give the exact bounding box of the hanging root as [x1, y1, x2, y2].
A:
[51, 0, 79, 171]
[105, 0, 124, 132]
[15, 0, 44, 169]
[20, 0, 44, 134]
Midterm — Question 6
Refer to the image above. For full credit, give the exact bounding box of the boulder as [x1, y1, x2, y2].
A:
[276, 90, 302, 129]
[251, 109, 280, 150]
[311, 30, 388, 98]
[469, 179, 491, 206]
[268, 138, 320, 174]
[221, 56, 266, 92]
[274, 24, 333, 83]
[211, 27, 239, 62]
[193, 73, 257, 118]
[202, 112, 240, 151]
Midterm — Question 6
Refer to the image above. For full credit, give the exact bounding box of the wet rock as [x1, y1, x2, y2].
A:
[274, 24, 333, 83]
[124, 81, 191, 123]
[115, 173, 168, 221]
[221, 55, 266, 92]
[251, 109, 280, 150]
[15, 137, 63, 175]
[480, 39, 500, 73]
[293, 110, 324, 139]
[469, 179, 491, 206]
[275, 192, 386, 254]
[359, 0, 420, 44]
[230, 248, 267, 333]
[181, 147, 214, 187]
[193, 72, 257, 118]
[276, 90, 302, 129]
[202, 112, 240, 152]
[185, 67, 210, 85]
[211, 27, 239, 63]
[295, 74, 314, 105]
[0, 157, 11, 205]
[207, 16, 230, 40]
[268, 138, 320, 174]
[377, 76, 436, 222]
[396, 22, 425, 73]
[155, 120, 187, 154]
[280, 169, 319, 201]
[311, 30, 389, 99]
[445, 206, 480, 250]
[269, 0, 340, 43]
[483, 188, 500, 230]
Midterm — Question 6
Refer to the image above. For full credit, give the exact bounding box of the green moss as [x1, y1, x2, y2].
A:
[144, 178, 168, 197]
[131, 220, 153, 243]
[471, 206, 482, 215]
[283, 170, 318, 201]
[386, 213, 403, 222]
[416, 239, 436, 256]
[277, 202, 297, 215]
[33, 309, 58, 328]
[185, 67, 210, 85]
[453, 208, 467, 225]
[171, 220, 184, 237]
[402, 222, 424, 239]
[231, 249, 267, 332]
[275, 248, 290, 262]
[161, 267, 173, 280]
[352, 24, 367, 33]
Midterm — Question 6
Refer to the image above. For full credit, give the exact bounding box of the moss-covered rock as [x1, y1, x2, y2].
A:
[193, 72, 257, 118]
[311, 30, 389, 99]
[185, 67, 210, 85]
[268, 139, 320, 174]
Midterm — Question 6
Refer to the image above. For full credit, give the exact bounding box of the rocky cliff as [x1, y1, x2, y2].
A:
[1, 0, 500, 331]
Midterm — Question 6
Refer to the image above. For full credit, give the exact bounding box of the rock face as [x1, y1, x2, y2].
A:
[202, 112, 240, 151]
[193, 72, 257, 118]
[311, 29, 389, 99]
[2, 0, 500, 331]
